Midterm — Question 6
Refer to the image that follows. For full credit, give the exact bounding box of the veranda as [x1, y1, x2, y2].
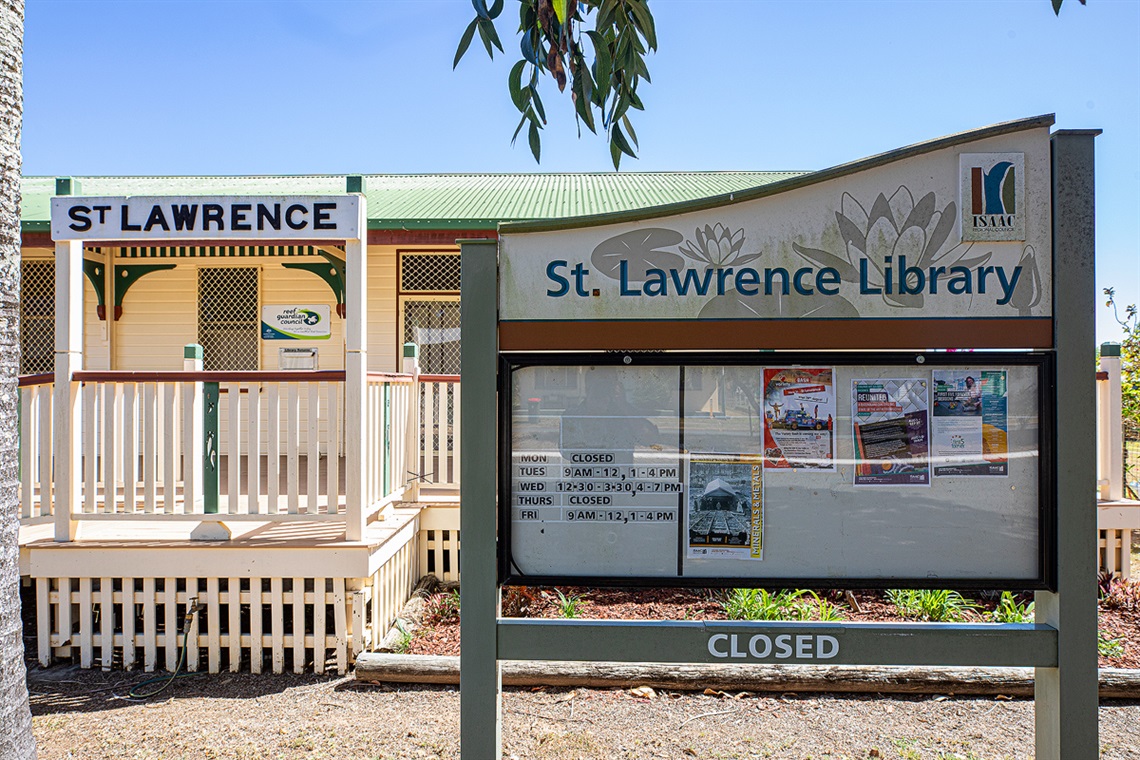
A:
[17, 187, 463, 675]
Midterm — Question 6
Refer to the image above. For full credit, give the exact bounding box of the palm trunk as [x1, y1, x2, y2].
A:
[0, 1, 35, 758]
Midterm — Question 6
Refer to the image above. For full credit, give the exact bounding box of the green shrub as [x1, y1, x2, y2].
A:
[1098, 630, 1125, 658]
[392, 620, 413, 654]
[719, 588, 843, 621]
[886, 589, 978, 622]
[988, 591, 1034, 623]
[552, 589, 585, 619]
[423, 589, 461, 625]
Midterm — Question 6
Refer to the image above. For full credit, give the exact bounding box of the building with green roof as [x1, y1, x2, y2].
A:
[19, 171, 802, 375]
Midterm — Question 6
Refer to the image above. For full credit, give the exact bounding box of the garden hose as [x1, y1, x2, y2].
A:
[126, 598, 205, 700]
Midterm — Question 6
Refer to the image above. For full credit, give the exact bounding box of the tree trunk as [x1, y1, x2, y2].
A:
[0, 1, 34, 758]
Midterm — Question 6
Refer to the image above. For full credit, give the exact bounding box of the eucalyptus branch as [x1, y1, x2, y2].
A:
[455, 0, 657, 169]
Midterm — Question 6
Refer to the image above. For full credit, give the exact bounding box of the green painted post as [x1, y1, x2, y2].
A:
[203, 382, 220, 515]
[458, 239, 501, 759]
[1035, 129, 1101, 759]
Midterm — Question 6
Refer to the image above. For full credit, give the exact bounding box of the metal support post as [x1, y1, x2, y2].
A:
[1035, 128, 1101, 759]
[459, 240, 501, 759]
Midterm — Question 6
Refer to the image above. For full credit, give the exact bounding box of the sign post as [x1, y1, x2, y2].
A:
[459, 118, 1099, 758]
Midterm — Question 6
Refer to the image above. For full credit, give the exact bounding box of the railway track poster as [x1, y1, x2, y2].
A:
[686, 454, 764, 560]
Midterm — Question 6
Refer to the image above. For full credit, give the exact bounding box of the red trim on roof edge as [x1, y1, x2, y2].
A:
[368, 229, 498, 246]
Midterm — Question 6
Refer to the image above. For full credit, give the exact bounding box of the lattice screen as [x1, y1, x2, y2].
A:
[400, 253, 460, 293]
[403, 300, 460, 375]
[198, 268, 259, 371]
[20, 260, 55, 374]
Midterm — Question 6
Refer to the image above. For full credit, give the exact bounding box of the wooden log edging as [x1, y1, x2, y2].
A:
[354, 653, 1140, 699]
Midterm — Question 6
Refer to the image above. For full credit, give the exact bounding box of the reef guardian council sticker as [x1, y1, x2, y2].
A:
[960, 152, 1025, 242]
[261, 305, 331, 340]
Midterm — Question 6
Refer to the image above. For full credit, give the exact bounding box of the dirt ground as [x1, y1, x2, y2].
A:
[25, 666, 1140, 760]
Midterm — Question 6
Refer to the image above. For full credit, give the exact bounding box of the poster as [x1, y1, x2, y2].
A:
[851, 378, 930, 486]
[762, 367, 836, 471]
[932, 369, 1009, 477]
[261, 305, 331, 340]
[686, 454, 763, 560]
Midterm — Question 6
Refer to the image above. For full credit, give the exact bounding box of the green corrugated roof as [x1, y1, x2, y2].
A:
[19, 172, 803, 231]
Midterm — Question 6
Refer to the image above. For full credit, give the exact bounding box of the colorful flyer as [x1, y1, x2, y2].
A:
[932, 369, 1009, 477]
[686, 454, 763, 560]
[851, 378, 930, 486]
[762, 367, 836, 471]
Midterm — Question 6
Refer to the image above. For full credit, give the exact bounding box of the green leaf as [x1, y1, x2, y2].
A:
[553, 0, 570, 25]
[611, 123, 637, 159]
[574, 72, 597, 133]
[596, 0, 617, 33]
[531, 85, 546, 123]
[487, 0, 504, 17]
[610, 136, 622, 170]
[511, 112, 528, 144]
[509, 60, 528, 110]
[1052, 0, 1064, 14]
[472, 0, 491, 21]
[454, 19, 479, 68]
[627, 0, 657, 50]
[477, 19, 495, 58]
[520, 30, 540, 65]
[621, 114, 638, 149]
[587, 30, 611, 84]
[484, 18, 504, 54]
[612, 91, 630, 123]
[528, 120, 542, 163]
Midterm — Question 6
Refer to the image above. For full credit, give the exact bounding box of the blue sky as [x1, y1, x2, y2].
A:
[22, 0, 1140, 342]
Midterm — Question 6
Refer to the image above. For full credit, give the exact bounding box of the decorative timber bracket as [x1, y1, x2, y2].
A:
[283, 251, 347, 317]
[82, 259, 107, 321]
[111, 263, 177, 321]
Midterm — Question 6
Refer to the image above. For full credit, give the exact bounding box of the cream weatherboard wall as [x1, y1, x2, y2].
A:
[82, 277, 109, 371]
[367, 246, 400, 373]
[112, 264, 196, 371]
[259, 262, 344, 371]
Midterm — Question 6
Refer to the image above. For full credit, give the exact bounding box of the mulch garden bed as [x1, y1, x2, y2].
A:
[406, 584, 1140, 670]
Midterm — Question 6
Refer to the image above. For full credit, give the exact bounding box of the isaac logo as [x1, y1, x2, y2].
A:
[960, 153, 1026, 242]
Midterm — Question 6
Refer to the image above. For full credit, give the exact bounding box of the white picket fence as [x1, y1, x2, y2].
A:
[18, 371, 462, 526]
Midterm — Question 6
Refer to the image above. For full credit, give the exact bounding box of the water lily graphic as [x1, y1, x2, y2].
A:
[590, 228, 685, 283]
[678, 223, 762, 268]
[792, 187, 991, 309]
[1009, 244, 1043, 316]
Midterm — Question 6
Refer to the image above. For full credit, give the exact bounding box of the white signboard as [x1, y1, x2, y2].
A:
[261, 305, 331, 340]
[51, 195, 362, 241]
[500, 128, 1051, 323]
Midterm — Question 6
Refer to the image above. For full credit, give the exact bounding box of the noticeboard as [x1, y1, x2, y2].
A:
[500, 351, 1054, 589]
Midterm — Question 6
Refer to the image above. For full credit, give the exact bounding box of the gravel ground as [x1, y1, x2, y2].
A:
[27, 667, 1140, 759]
